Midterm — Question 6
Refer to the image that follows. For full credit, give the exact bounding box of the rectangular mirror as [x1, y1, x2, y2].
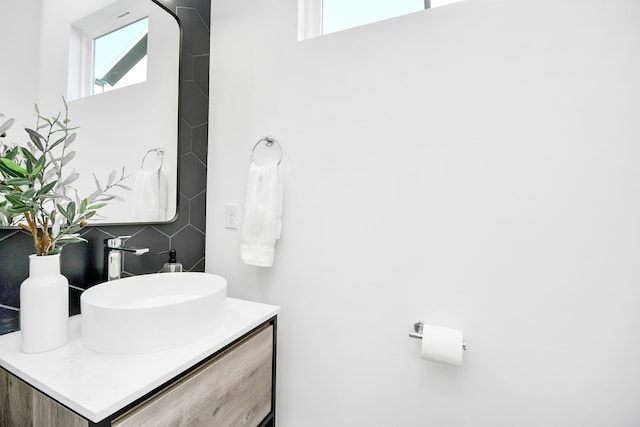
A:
[0, 0, 180, 225]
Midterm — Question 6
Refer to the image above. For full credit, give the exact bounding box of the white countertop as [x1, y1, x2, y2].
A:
[0, 298, 280, 423]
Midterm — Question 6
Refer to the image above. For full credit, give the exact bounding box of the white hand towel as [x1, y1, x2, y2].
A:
[132, 169, 168, 221]
[241, 162, 283, 267]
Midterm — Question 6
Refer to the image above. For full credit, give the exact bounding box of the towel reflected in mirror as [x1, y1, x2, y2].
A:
[132, 147, 168, 221]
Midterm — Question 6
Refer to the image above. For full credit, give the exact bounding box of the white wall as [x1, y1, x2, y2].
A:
[0, 0, 42, 129]
[206, 0, 640, 425]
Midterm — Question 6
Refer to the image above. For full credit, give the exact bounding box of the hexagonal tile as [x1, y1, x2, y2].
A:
[181, 81, 208, 127]
[99, 224, 145, 239]
[190, 191, 206, 233]
[177, 8, 210, 56]
[61, 227, 113, 288]
[179, 153, 207, 198]
[193, 54, 209, 95]
[69, 287, 83, 317]
[171, 226, 205, 270]
[194, 1, 210, 30]
[0, 307, 19, 335]
[191, 258, 205, 272]
[192, 122, 208, 164]
[179, 43, 194, 82]
[173, 0, 196, 8]
[0, 229, 19, 242]
[122, 227, 169, 275]
[0, 231, 34, 308]
[179, 118, 192, 156]
[154, 193, 189, 237]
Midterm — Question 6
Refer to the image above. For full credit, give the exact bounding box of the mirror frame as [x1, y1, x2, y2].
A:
[0, 0, 183, 228]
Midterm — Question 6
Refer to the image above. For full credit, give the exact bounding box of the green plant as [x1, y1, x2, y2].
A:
[0, 99, 129, 255]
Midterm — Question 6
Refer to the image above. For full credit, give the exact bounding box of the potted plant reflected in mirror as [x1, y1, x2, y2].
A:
[0, 99, 130, 353]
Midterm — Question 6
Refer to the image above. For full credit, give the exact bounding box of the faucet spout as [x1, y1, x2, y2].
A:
[104, 237, 149, 281]
[117, 246, 150, 256]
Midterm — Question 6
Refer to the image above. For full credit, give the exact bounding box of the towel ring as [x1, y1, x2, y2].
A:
[251, 136, 283, 166]
[142, 147, 165, 170]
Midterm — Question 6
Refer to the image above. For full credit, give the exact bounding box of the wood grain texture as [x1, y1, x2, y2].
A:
[113, 325, 273, 427]
[32, 388, 88, 427]
[0, 368, 32, 427]
[0, 367, 88, 427]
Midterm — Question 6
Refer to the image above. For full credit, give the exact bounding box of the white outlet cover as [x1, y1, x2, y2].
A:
[225, 204, 239, 229]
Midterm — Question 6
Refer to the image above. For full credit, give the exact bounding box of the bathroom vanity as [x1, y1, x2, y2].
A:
[0, 298, 279, 426]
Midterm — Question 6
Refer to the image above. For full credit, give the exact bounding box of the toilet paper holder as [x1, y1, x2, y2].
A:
[409, 322, 467, 351]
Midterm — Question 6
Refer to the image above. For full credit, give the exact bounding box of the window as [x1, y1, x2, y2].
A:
[323, 0, 425, 35]
[93, 18, 148, 95]
[299, 0, 464, 39]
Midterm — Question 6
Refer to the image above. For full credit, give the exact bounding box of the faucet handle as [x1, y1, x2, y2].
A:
[105, 236, 132, 248]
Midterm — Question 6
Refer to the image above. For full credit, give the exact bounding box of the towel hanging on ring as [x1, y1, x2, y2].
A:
[241, 136, 284, 267]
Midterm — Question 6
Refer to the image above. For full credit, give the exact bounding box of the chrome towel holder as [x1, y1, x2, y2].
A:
[251, 136, 283, 166]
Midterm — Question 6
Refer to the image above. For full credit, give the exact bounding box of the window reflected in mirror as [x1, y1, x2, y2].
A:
[93, 17, 149, 95]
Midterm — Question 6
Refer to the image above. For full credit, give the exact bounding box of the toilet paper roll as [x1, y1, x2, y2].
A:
[421, 324, 464, 367]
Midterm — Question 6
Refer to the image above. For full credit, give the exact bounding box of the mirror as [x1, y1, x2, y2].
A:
[0, 0, 179, 225]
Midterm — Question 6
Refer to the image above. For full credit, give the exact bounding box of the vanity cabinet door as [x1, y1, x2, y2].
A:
[0, 368, 88, 427]
[113, 325, 273, 427]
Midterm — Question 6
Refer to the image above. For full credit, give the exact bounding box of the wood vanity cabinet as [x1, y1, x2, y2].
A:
[0, 372, 87, 427]
[0, 320, 276, 427]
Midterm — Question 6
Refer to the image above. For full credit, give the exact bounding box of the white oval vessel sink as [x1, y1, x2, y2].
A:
[81, 273, 227, 354]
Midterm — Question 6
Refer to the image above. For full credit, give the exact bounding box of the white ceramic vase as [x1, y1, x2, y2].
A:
[20, 254, 69, 353]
